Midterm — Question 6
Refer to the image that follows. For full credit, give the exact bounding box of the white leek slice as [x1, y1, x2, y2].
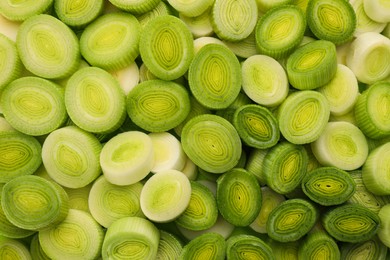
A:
[179, 10, 214, 38]
[109, 61, 139, 95]
[180, 157, 198, 181]
[0, 237, 32, 260]
[0, 0, 53, 21]
[54, 0, 104, 28]
[108, 0, 160, 14]
[168, 0, 214, 17]
[0, 33, 22, 91]
[363, 0, 390, 23]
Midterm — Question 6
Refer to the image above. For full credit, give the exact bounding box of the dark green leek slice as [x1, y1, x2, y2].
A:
[156, 230, 183, 260]
[54, 0, 104, 28]
[178, 232, 226, 260]
[0, 33, 22, 91]
[226, 234, 275, 260]
[340, 235, 388, 260]
[108, 0, 160, 14]
[298, 231, 340, 259]
[0, 237, 32, 259]
[0, 0, 53, 21]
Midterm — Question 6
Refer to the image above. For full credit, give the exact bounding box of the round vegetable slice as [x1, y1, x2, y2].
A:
[168, 0, 214, 17]
[0, 0, 53, 21]
[226, 234, 274, 260]
[340, 235, 388, 260]
[0, 33, 22, 91]
[108, 0, 160, 14]
[156, 230, 183, 260]
[298, 231, 340, 259]
[54, 0, 104, 28]
[0, 237, 32, 259]
[363, 0, 390, 23]
[377, 204, 390, 248]
[178, 232, 226, 260]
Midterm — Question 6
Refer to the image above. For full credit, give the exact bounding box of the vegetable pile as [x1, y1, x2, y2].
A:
[0, 0, 390, 259]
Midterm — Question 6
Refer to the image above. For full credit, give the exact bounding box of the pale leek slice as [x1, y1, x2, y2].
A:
[1, 175, 69, 231]
[0, 0, 53, 21]
[108, 0, 160, 14]
[181, 157, 198, 181]
[30, 233, 50, 260]
[298, 231, 340, 259]
[39, 209, 104, 260]
[109, 61, 139, 95]
[0, 237, 32, 260]
[350, 0, 387, 37]
[245, 148, 268, 185]
[0, 13, 20, 42]
[377, 204, 390, 248]
[181, 114, 242, 174]
[0, 33, 22, 91]
[322, 204, 380, 243]
[54, 0, 104, 28]
[193, 36, 226, 55]
[223, 32, 258, 59]
[168, 0, 213, 17]
[139, 63, 158, 82]
[179, 11, 214, 39]
[340, 235, 388, 260]
[178, 232, 226, 260]
[363, 0, 390, 23]
[156, 230, 183, 260]
[0, 116, 15, 133]
[16, 14, 80, 79]
[226, 234, 275, 260]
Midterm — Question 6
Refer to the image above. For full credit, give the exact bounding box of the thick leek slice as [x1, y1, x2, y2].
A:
[377, 204, 390, 248]
[169, 0, 214, 17]
[139, 15, 193, 81]
[126, 80, 190, 132]
[306, 0, 356, 45]
[80, 12, 140, 71]
[350, 0, 387, 37]
[311, 121, 369, 171]
[108, 0, 160, 14]
[0, 0, 53, 21]
[54, 0, 104, 28]
[39, 209, 104, 260]
[179, 11, 214, 39]
[2, 175, 69, 231]
[140, 169, 191, 223]
[181, 114, 242, 174]
[323, 204, 381, 243]
[241, 54, 289, 107]
[267, 198, 318, 242]
[298, 231, 340, 259]
[340, 235, 388, 260]
[0, 237, 32, 260]
[156, 230, 183, 260]
[178, 232, 226, 260]
[188, 43, 241, 109]
[16, 14, 80, 79]
[1, 76, 67, 136]
[245, 148, 268, 185]
[0, 34, 22, 90]
[363, 0, 390, 23]
[42, 126, 102, 188]
[100, 131, 154, 186]
[223, 32, 258, 59]
[226, 234, 275, 260]
[30, 233, 50, 260]
[255, 5, 306, 59]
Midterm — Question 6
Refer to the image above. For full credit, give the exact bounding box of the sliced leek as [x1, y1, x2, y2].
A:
[298, 231, 340, 259]
[193, 36, 226, 55]
[54, 0, 104, 28]
[377, 204, 390, 248]
[108, 0, 160, 14]
[245, 148, 268, 185]
[136, 1, 172, 29]
[30, 233, 50, 260]
[178, 232, 226, 260]
[363, 0, 390, 23]
[63, 184, 92, 213]
[180, 157, 198, 181]
[168, 0, 213, 17]
[256, 0, 293, 13]
[223, 32, 258, 59]
[0, 33, 22, 91]
[0, 0, 53, 21]
[109, 61, 139, 95]
[226, 234, 275, 259]
[0, 116, 15, 133]
[0, 13, 20, 42]
[340, 235, 388, 260]
[179, 11, 214, 39]
[156, 230, 183, 260]
[0, 237, 32, 260]
[267, 239, 299, 260]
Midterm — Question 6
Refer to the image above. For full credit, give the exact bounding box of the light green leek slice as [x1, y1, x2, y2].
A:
[363, 0, 390, 23]
[211, 0, 258, 42]
[267, 198, 318, 242]
[139, 15, 194, 81]
[42, 125, 102, 188]
[350, 0, 387, 37]
[0, 237, 32, 260]
[241, 54, 289, 107]
[109, 61, 139, 95]
[100, 131, 154, 186]
[267, 239, 299, 260]
[340, 235, 388, 260]
[245, 148, 268, 185]
[188, 43, 241, 109]
[0, 0, 53, 21]
[298, 231, 340, 259]
[223, 32, 258, 59]
[377, 204, 390, 248]
[16, 14, 80, 79]
[156, 230, 183, 260]
[39, 209, 104, 260]
[256, 0, 293, 13]
[306, 0, 356, 45]
[0, 33, 22, 91]
[138, 63, 158, 82]
[226, 234, 275, 260]
[179, 232, 226, 260]
[181, 114, 242, 174]
[181, 157, 198, 181]
[354, 81, 390, 139]
[80, 12, 140, 71]
[54, 0, 104, 28]
[108, 0, 160, 14]
[0, 131, 41, 183]
[2, 175, 69, 231]
[30, 233, 50, 260]
[136, 1, 172, 29]
[179, 10, 214, 39]
[88, 175, 144, 228]
[255, 5, 306, 59]
[193, 36, 226, 55]
[168, 0, 213, 17]
[1, 76, 67, 136]
[63, 183, 92, 213]
[322, 204, 380, 243]
[311, 121, 369, 171]
[126, 80, 190, 132]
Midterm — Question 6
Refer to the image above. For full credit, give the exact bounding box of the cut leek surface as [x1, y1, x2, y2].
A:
[156, 230, 183, 260]
[169, 0, 214, 17]
[54, 0, 104, 28]
[0, 0, 53, 21]
[298, 231, 340, 260]
[108, 0, 160, 14]
[179, 232, 226, 260]
[226, 234, 275, 260]
[0, 33, 22, 90]
[340, 235, 388, 260]
[377, 204, 390, 248]
[0, 237, 32, 260]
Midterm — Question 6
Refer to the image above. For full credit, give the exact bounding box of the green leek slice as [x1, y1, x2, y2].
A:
[16, 14, 80, 79]
[322, 204, 380, 243]
[108, 0, 160, 14]
[223, 32, 258, 59]
[139, 15, 194, 81]
[350, 0, 387, 37]
[193, 36, 226, 55]
[0, 0, 53, 21]
[156, 230, 183, 260]
[0, 237, 32, 260]
[377, 204, 390, 248]
[169, 0, 214, 17]
[54, 0, 104, 28]
[0, 116, 15, 132]
[126, 80, 190, 132]
[0, 33, 22, 91]
[245, 148, 268, 185]
[298, 231, 340, 259]
[267, 239, 299, 260]
[340, 235, 388, 260]
[63, 184, 92, 213]
[179, 11, 214, 39]
[1, 175, 69, 231]
[226, 234, 275, 260]
[255, 5, 306, 59]
[363, 0, 390, 23]
[181, 114, 242, 174]
[256, 0, 293, 13]
[136, 1, 172, 29]
[30, 233, 50, 260]
[80, 12, 140, 71]
[188, 43, 241, 109]
[179, 232, 226, 260]
[39, 209, 104, 260]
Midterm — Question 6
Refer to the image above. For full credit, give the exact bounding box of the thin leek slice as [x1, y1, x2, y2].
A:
[181, 114, 242, 174]
[0, 33, 22, 90]
[340, 235, 388, 260]
[156, 230, 183, 260]
[39, 209, 104, 260]
[126, 80, 190, 132]
[30, 233, 50, 260]
[108, 0, 160, 14]
[241, 54, 289, 107]
[16, 14, 80, 79]
[136, 1, 172, 29]
[0, 0, 53, 21]
[267, 239, 299, 260]
[223, 32, 258, 59]
[178, 232, 226, 260]
[100, 131, 154, 186]
[298, 231, 340, 259]
[54, 0, 104, 28]
[42, 125, 102, 188]
[168, 0, 213, 17]
[226, 234, 275, 260]
[139, 15, 193, 81]
[211, 0, 258, 42]
[267, 198, 318, 242]
[306, 0, 356, 45]
[80, 12, 140, 71]
[63, 183, 92, 213]
[188, 43, 241, 109]
[256, 0, 293, 13]
[0, 237, 32, 260]
[322, 204, 380, 243]
[0, 131, 41, 183]
[1, 76, 67, 136]
[179, 11, 214, 39]
[255, 5, 306, 59]
[245, 148, 268, 185]
[311, 121, 369, 171]
[377, 204, 390, 248]
[350, 0, 387, 37]
[363, 0, 390, 23]
[2, 175, 69, 231]
[109, 61, 139, 95]
[140, 169, 191, 223]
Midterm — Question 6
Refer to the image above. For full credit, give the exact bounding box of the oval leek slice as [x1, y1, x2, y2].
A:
[0, 0, 53, 21]
[169, 0, 214, 17]
[298, 231, 340, 259]
[156, 230, 183, 260]
[223, 32, 258, 59]
[1, 175, 69, 231]
[363, 0, 390, 23]
[179, 11, 214, 39]
[267, 239, 299, 260]
[108, 0, 160, 14]
[181, 114, 242, 174]
[16, 14, 80, 79]
[0, 33, 22, 90]
[377, 204, 390, 248]
[179, 232, 226, 260]
[226, 234, 275, 260]
[340, 235, 388, 260]
[0, 237, 32, 260]
[54, 0, 104, 28]
[136, 1, 172, 29]
[322, 204, 380, 243]
[245, 148, 268, 185]
[350, 0, 387, 37]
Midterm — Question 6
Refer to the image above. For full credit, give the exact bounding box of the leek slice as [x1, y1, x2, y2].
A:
[181, 114, 242, 174]
[88, 175, 144, 228]
[80, 12, 140, 71]
[256, 0, 293, 13]
[102, 216, 160, 259]
[39, 209, 104, 260]
[363, 0, 390, 23]
[139, 63, 158, 82]
[126, 80, 190, 132]
[298, 231, 340, 259]
[226, 234, 275, 260]
[169, 0, 214, 17]
[0, 13, 20, 42]
[30, 233, 50, 260]
[0, 0, 53, 21]
[350, 0, 387, 37]
[139, 15, 194, 81]
[0, 33, 22, 91]
[108, 0, 160, 14]
[16, 14, 80, 79]
[340, 235, 388, 260]
[255, 5, 306, 59]
[267, 198, 318, 242]
[245, 148, 268, 185]
[156, 230, 183, 260]
[181, 157, 198, 181]
[1, 76, 67, 136]
[140, 169, 191, 223]
[193, 36, 226, 55]
[267, 239, 299, 260]
[179, 11, 214, 39]
[188, 43, 241, 109]
[241, 54, 289, 107]
[136, 1, 172, 29]
[109, 61, 139, 95]
[42, 126, 102, 188]
[2, 175, 69, 231]
[311, 121, 369, 171]
[63, 184, 92, 213]
[377, 204, 390, 248]
[0, 131, 41, 183]
[322, 204, 380, 243]
[223, 32, 258, 59]
[179, 232, 226, 260]
[54, 0, 104, 28]
[0, 116, 15, 132]
[306, 0, 356, 45]
[0, 237, 32, 260]
[100, 131, 154, 186]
